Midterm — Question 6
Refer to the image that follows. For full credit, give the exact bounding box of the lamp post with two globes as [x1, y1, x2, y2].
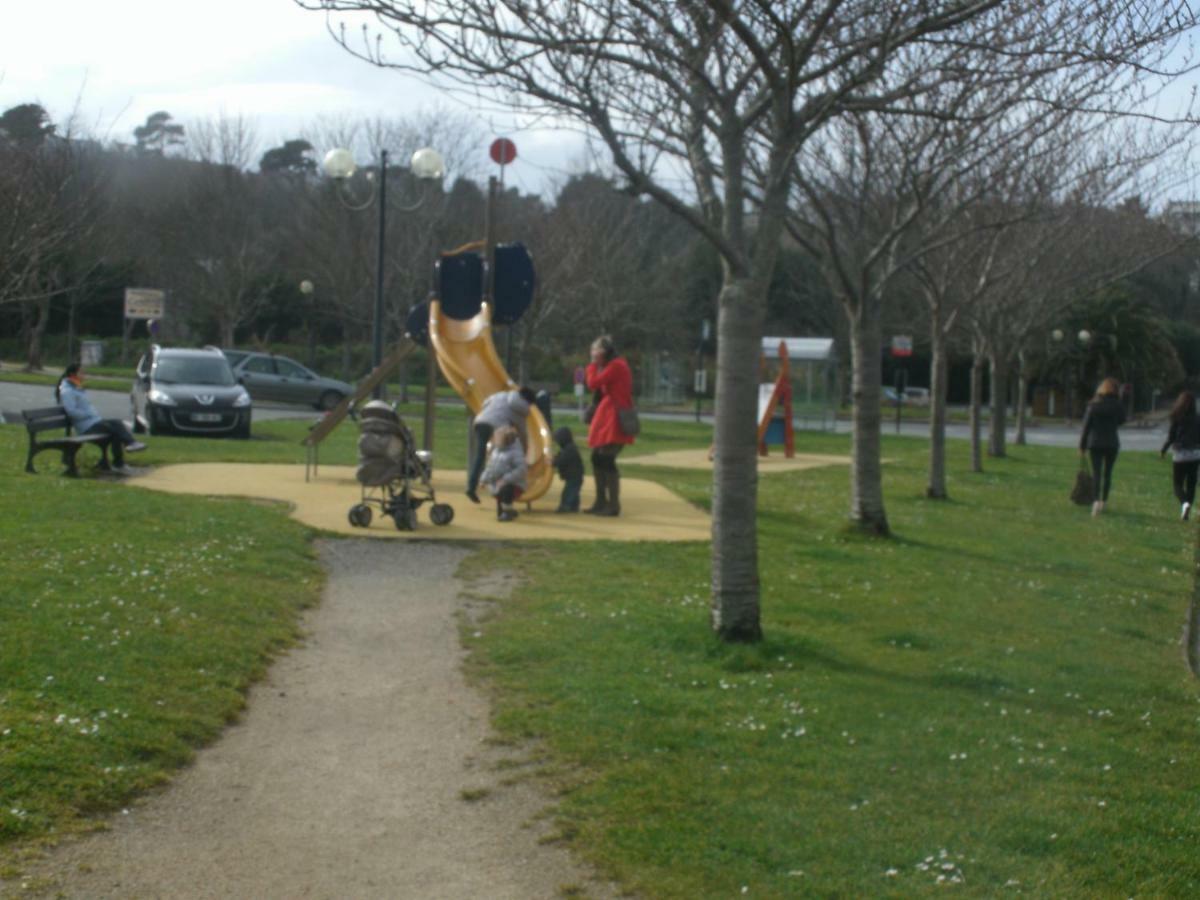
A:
[1050, 327, 1092, 420]
[321, 146, 445, 397]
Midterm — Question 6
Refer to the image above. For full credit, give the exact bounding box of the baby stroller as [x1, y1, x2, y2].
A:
[348, 401, 454, 531]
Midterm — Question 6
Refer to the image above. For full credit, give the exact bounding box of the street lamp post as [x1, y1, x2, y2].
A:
[299, 279, 316, 366]
[1051, 327, 1093, 421]
[322, 146, 445, 398]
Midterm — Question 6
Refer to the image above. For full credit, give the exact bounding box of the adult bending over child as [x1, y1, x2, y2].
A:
[585, 335, 635, 516]
[466, 386, 536, 504]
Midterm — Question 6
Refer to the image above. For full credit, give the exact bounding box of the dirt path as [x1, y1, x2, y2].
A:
[17, 540, 619, 899]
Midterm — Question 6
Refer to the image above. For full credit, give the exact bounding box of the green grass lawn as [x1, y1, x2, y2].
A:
[0, 424, 324, 857]
[460, 433, 1200, 897]
[2, 406, 1197, 897]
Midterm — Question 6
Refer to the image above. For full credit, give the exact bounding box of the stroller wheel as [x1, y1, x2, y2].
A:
[349, 504, 372, 528]
[393, 505, 418, 531]
[430, 503, 455, 526]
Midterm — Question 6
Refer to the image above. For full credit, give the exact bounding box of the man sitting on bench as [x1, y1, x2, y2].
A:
[57, 363, 147, 474]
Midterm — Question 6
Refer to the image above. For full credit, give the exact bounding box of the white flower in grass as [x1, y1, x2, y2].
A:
[885, 868, 899, 877]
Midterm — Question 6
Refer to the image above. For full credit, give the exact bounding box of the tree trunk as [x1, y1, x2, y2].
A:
[66, 292, 78, 364]
[219, 314, 235, 350]
[1014, 351, 1029, 446]
[710, 276, 765, 643]
[969, 355, 984, 473]
[927, 326, 949, 499]
[25, 297, 50, 371]
[988, 353, 1008, 458]
[847, 296, 889, 535]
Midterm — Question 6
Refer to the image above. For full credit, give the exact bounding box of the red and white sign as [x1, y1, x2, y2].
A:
[891, 335, 913, 357]
[489, 138, 517, 165]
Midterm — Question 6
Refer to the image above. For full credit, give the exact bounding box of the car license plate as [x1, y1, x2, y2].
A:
[192, 413, 222, 423]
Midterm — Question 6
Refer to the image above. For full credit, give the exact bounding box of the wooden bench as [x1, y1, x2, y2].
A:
[22, 407, 113, 477]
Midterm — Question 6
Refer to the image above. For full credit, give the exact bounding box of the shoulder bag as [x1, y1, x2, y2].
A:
[1070, 457, 1094, 506]
[617, 405, 640, 437]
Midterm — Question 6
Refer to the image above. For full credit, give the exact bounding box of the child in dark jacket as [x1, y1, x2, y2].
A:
[552, 426, 584, 513]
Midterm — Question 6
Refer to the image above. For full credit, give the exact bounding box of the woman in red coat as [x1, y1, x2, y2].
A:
[585, 335, 635, 516]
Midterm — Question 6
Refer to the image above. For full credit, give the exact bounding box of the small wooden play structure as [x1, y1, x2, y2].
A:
[758, 340, 795, 457]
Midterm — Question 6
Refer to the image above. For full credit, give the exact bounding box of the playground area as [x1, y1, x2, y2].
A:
[131, 462, 713, 541]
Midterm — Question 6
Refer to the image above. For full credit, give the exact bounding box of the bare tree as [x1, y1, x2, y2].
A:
[167, 116, 280, 346]
[0, 114, 111, 369]
[968, 128, 1192, 461]
[294, 0, 1200, 640]
[188, 114, 260, 171]
[302, 0, 1111, 641]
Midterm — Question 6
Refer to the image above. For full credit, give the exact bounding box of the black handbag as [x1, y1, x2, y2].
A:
[617, 406, 640, 436]
[1070, 457, 1095, 506]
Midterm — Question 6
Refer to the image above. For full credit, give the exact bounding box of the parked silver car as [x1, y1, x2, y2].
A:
[222, 350, 354, 410]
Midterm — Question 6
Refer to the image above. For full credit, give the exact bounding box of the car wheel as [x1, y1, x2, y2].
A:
[317, 390, 344, 412]
[233, 417, 252, 440]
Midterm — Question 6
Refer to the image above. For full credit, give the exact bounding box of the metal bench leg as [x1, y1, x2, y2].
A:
[62, 446, 80, 478]
[25, 446, 37, 474]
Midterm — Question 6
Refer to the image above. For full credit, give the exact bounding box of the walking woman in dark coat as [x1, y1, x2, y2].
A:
[1079, 377, 1126, 517]
[1161, 390, 1200, 520]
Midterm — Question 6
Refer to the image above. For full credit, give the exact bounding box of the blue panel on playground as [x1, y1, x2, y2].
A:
[764, 418, 786, 444]
[492, 242, 535, 326]
[437, 253, 485, 321]
[405, 300, 430, 346]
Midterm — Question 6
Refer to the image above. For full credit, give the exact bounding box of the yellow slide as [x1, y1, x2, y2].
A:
[429, 298, 554, 503]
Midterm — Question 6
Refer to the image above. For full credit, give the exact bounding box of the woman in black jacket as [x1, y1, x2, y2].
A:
[1079, 377, 1126, 517]
[1160, 390, 1200, 521]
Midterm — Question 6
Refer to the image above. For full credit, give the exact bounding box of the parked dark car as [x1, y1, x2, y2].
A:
[222, 350, 354, 410]
[131, 346, 252, 438]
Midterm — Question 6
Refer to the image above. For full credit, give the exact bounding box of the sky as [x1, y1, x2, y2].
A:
[0, 0, 591, 197]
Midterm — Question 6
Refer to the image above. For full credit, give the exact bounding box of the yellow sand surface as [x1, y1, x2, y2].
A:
[130, 463, 710, 542]
[622, 448, 851, 473]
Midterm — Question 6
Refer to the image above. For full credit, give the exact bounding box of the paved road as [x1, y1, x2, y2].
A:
[645, 407, 1167, 452]
[831, 416, 1167, 452]
[1, 381, 1167, 452]
[0, 382, 322, 427]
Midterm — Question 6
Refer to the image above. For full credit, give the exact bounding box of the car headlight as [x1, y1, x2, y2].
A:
[148, 388, 177, 406]
[233, 388, 252, 408]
